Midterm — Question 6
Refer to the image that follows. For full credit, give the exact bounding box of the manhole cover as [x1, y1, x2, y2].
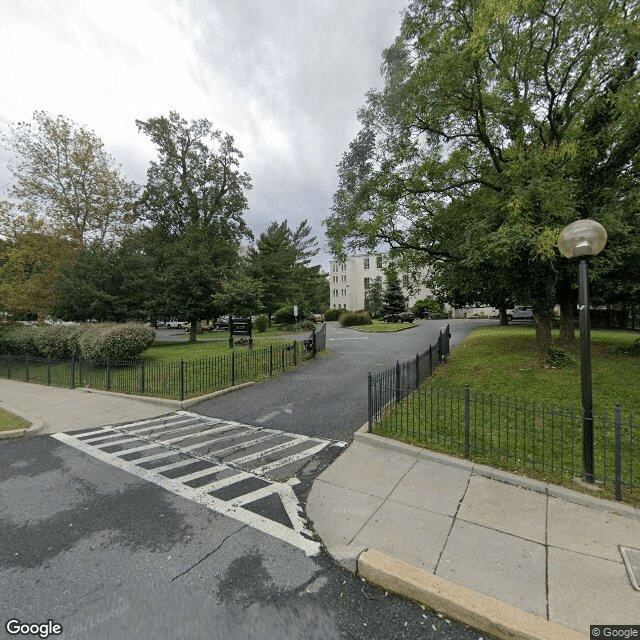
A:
[620, 546, 640, 592]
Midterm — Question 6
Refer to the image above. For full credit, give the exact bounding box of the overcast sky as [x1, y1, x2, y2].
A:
[1, 0, 408, 268]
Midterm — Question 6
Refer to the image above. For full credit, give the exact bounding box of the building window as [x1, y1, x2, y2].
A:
[402, 274, 409, 289]
[341, 275, 347, 283]
[341, 263, 347, 272]
[363, 257, 370, 269]
[376, 255, 383, 268]
[333, 289, 338, 298]
[341, 289, 347, 297]
[333, 276, 338, 283]
[364, 277, 371, 290]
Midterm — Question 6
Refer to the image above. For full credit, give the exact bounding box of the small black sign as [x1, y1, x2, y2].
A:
[229, 316, 253, 348]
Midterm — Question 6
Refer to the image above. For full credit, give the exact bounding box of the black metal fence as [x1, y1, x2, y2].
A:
[372, 384, 639, 499]
[0, 325, 327, 400]
[368, 325, 451, 427]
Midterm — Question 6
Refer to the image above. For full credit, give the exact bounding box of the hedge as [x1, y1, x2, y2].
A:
[0, 323, 155, 361]
[339, 310, 372, 327]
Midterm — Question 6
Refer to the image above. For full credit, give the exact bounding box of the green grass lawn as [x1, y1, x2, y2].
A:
[425, 326, 640, 410]
[350, 320, 419, 333]
[373, 326, 640, 504]
[0, 408, 30, 431]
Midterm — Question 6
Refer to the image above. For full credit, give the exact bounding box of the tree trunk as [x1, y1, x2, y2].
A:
[498, 306, 508, 326]
[534, 313, 552, 359]
[189, 320, 197, 343]
[558, 296, 576, 344]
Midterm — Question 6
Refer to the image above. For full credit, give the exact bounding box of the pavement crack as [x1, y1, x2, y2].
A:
[170, 524, 248, 582]
[434, 469, 472, 574]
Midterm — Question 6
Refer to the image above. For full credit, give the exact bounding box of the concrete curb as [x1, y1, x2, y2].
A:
[0, 427, 30, 439]
[358, 549, 588, 640]
[356, 422, 639, 519]
[75, 382, 255, 410]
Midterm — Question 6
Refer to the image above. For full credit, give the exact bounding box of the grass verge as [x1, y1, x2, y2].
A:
[372, 326, 640, 505]
[0, 408, 30, 431]
[353, 320, 419, 333]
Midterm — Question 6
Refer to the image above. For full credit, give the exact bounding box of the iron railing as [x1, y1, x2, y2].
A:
[0, 326, 327, 400]
[372, 383, 639, 499]
[368, 325, 451, 427]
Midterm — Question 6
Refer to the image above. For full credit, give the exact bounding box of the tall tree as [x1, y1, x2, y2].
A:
[381, 266, 407, 316]
[136, 112, 252, 342]
[326, 0, 640, 355]
[2, 111, 138, 245]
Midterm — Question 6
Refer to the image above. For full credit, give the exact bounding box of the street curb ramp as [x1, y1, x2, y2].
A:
[357, 549, 588, 640]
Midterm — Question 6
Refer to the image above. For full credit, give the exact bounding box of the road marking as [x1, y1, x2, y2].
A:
[255, 403, 294, 424]
[53, 431, 320, 556]
[52, 412, 341, 556]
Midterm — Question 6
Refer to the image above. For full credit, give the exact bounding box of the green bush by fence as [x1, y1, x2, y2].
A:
[339, 310, 372, 327]
[0, 323, 155, 361]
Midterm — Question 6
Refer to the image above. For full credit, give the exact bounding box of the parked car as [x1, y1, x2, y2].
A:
[506, 306, 534, 321]
[165, 319, 187, 329]
[215, 315, 230, 330]
[308, 313, 325, 323]
[384, 311, 416, 323]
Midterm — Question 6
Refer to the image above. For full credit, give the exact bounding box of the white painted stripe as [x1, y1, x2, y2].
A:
[79, 432, 126, 443]
[254, 411, 280, 424]
[229, 437, 308, 465]
[74, 428, 111, 438]
[127, 449, 179, 465]
[251, 441, 331, 475]
[151, 423, 240, 446]
[150, 457, 206, 474]
[192, 432, 281, 458]
[175, 464, 226, 484]
[118, 416, 205, 435]
[114, 442, 162, 456]
[230, 484, 280, 506]
[172, 426, 255, 450]
[53, 432, 320, 555]
[196, 471, 253, 492]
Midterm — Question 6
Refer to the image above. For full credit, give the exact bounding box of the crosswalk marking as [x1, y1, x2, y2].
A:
[54, 411, 342, 555]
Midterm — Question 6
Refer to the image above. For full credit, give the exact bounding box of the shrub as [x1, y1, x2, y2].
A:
[254, 314, 269, 333]
[274, 304, 308, 325]
[613, 337, 640, 356]
[279, 320, 316, 332]
[79, 324, 155, 361]
[413, 298, 448, 319]
[39, 325, 84, 359]
[546, 346, 578, 369]
[0, 323, 154, 361]
[339, 310, 373, 327]
[0, 324, 41, 356]
[324, 308, 343, 321]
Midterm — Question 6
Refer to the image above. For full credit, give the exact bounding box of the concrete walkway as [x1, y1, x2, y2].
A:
[0, 379, 173, 436]
[307, 426, 640, 639]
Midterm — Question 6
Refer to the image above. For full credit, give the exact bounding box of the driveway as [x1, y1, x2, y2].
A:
[192, 319, 493, 441]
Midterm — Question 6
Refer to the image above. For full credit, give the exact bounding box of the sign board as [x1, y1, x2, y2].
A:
[229, 316, 253, 348]
[294, 305, 299, 318]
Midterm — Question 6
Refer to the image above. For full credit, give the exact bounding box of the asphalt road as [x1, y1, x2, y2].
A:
[0, 435, 488, 640]
[192, 319, 494, 441]
[0, 319, 495, 640]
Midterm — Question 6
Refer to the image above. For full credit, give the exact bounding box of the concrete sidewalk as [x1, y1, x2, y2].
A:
[307, 426, 640, 639]
[0, 379, 173, 436]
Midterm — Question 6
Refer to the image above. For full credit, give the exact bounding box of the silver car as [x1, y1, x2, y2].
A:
[506, 306, 533, 321]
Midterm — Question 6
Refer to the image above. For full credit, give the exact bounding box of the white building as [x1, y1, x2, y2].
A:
[328, 253, 437, 311]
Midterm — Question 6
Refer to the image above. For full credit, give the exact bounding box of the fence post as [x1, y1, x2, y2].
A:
[7, 354, 11, 379]
[231, 352, 235, 387]
[312, 329, 317, 358]
[269, 345, 273, 376]
[395, 361, 401, 405]
[464, 385, 471, 458]
[140, 362, 145, 395]
[70, 360, 75, 389]
[293, 340, 297, 366]
[615, 404, 622, 501]
[47, 358, 51, 386]
[106, 359, 111, 391]
[368, 372, 372, 433]
[180, 359, 185, 401]
[415, 353, 420, 390]
[25, 355, 30, 382]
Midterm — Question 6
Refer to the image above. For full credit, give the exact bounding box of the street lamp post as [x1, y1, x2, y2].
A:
[557, 219, 608, 483]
